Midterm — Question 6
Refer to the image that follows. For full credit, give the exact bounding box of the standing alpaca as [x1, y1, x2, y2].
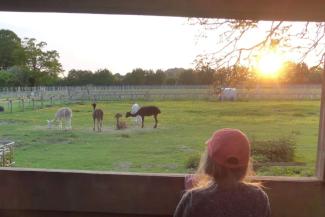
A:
[92, 103, 104, 132]
[115, 113, 127, 130]
[0, 106, 4, 112]
[126, 106, 161, 128]
[131, 103, 142, 126]
[47, 107, 72, 130]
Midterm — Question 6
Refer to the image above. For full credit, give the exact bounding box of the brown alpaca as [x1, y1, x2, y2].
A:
[92, 103, 104, 132]
[115, 113, 127, 130]
[126, 106, 161, 128]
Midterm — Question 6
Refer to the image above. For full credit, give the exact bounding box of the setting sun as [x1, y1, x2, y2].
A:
[256, 52, 284, 78]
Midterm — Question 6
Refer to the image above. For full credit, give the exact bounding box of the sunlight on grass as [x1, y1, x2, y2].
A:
[0, 100, 320, 176]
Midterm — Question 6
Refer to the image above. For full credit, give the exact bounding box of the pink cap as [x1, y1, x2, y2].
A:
[206, 128, 250, 168]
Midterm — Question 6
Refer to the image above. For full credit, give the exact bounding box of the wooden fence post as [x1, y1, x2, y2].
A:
[21, 98, 25, 112]
[9, 100, 12, 113]
[41, 95, 44, 108]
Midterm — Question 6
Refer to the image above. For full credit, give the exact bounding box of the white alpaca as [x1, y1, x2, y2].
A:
[131, 103, 142, 126]
[47, 107, 72, 130]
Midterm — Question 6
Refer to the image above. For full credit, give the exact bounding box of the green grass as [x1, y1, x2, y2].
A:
[0, 100, 320, 176]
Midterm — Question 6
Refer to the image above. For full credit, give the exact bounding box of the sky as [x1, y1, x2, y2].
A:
[0, 12, 213, 75]
[0, 12, 321, 77]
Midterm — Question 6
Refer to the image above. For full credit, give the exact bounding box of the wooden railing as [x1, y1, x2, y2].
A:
[0, 168, 324, 217]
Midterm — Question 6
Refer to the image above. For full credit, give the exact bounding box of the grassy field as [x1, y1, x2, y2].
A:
[0, 100, 320, 176]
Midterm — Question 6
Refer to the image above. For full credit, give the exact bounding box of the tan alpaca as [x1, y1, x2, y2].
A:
[115, 113, 127, 130]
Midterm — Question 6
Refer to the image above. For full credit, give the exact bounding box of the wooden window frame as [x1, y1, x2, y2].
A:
[0, 1, 324, 182]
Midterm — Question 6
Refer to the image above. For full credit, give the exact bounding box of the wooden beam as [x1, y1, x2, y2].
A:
[0, 0, 325, 22]
[0, 168, 324, 217]
[316, 59, 325, 181]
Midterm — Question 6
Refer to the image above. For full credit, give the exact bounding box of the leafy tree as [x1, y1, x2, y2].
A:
[22, 38, 63, 81]
[278, 61, 321, 84]
[0, 29, 25, 69]
[66, 69, 93, 85]
[6, 66, 32, 86]
[213, 66, 256, 94]
[308, 66, 322, 84]
[154, 70, 167, 85]
[165, 77, 177, 85]
[123, 68, 146, 85]
[93, 69, 115, 85]
[0, 70, 17, 86]
[196, 66, 215, 85]
[178, 69, 197, 85]
[113, 73, 124, 85]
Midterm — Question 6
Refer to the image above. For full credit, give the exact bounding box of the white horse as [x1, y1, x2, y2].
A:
[47, 107, 72, 130]
[131, 103, 142, 126]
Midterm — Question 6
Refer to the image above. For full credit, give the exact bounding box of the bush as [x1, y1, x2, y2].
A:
[185, 153, 201, 170]
[251, 137, 296, 163]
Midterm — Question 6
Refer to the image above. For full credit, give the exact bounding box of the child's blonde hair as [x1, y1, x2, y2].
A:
[190, 149, 260, 190]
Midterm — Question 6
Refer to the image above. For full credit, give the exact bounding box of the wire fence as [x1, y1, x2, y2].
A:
[0, 85, 321, 113]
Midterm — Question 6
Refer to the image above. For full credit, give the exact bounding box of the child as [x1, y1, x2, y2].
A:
[174, 128, 270, 217]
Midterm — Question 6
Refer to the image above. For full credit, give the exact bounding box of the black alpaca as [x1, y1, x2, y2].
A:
[126, 106, 161, 128]
[0, 106, 4, 112]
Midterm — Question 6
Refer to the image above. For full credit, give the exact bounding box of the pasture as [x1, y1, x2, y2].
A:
[0, 100, 320, 176]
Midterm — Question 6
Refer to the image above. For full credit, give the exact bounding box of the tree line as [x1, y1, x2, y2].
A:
[0, 29, 323, 88]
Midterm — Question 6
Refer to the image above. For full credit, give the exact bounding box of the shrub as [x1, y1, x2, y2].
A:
[251, 137, 296, 163]
[185, 153, 201, 170]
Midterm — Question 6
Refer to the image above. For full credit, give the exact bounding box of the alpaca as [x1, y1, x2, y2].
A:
[131, 103, 142, 126]
[0, 106, 4, 112]
[126, 106, 161, 128]
[115, 113, 127, 130]
[47, 107, 72, 130]
[92, 103, 104, 132]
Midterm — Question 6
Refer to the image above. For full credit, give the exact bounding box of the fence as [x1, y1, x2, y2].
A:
[0, 85, 322, 112]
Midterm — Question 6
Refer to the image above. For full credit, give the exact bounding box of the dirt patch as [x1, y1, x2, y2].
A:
[113, 162, 132, 171]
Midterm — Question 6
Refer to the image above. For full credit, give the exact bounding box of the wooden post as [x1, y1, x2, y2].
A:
[316, 58, 325, 181]
[41, 95, 44, 109]
[32, 98, 35, 110]
[21, 98, 25, 112]
[50, 96, 53, 105]
[2, 148, 4, 166]
[9, 100, 12, 113]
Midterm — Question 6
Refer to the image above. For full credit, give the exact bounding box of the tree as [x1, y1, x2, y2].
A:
[66, 69, 93, 85]
[0, 70, 16, 87]
[196, 66, 215, 85]
[178, 69, 196, 85]
[123, 68, 146, 85]
[308, 66, 322, 84]
[0, 29, 25, 69]
[23, 38, 63, 83]
[213, 66, 256, 94]
[93, 69, 115, 85]
[190, 20, 325, 69]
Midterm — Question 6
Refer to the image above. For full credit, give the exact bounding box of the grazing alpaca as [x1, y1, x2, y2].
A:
[47, 107, 72, 130]
[115, 113, 127, 130]
[126, 106, 161, 128]
[92, 103, 104, 132]
[131, 103, 142, 126]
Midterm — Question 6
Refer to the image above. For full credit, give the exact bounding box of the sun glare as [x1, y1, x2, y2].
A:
[256, 52, 284, 78]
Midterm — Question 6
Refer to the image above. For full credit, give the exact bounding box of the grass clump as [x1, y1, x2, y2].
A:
[252, 137, 296, 163]
[185, 153, 201, 171]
